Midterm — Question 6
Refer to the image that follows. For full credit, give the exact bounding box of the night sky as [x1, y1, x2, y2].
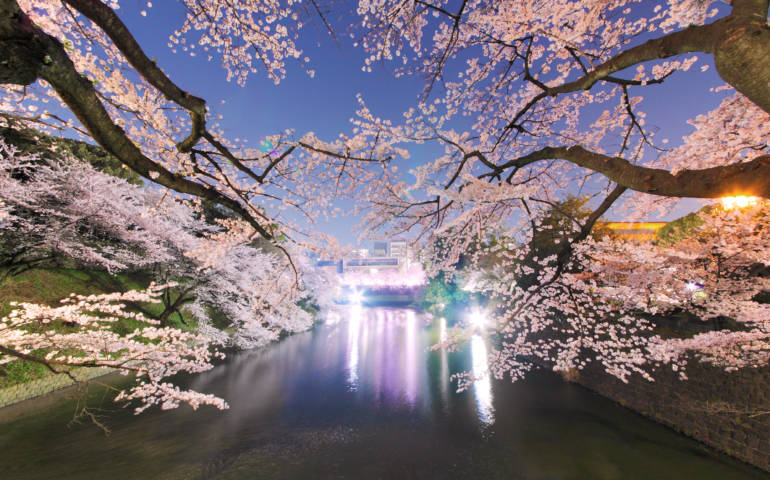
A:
[110, 2, 732, 245]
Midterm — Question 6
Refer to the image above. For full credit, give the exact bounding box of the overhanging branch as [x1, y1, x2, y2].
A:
[498, 146, 770, 199]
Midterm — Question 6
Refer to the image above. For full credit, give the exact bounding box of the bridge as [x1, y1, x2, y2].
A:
[317, 256, 427, 305]
[316, 256, 401, 273]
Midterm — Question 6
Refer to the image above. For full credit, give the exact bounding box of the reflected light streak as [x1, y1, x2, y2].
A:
[439, 318, 449, 406]
[404, 309, 418, 407]
[471, 334, 495, 426]
[347, 305, 361, 389]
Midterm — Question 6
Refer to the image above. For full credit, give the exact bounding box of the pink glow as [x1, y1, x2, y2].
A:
[341, 266, 427, 288]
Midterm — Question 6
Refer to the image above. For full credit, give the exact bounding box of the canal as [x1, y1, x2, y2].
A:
[0, 306, 766, 479]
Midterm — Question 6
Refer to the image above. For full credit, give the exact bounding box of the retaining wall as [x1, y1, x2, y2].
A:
[0, 367, 114, 409]
[572, 360, 770, 471]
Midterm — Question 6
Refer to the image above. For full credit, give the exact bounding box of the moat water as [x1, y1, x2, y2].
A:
[0, 306, 766, 479]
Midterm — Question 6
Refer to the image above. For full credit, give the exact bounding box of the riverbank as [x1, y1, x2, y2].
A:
[569, 358, 770, 472]
[0, 366, 114, 409]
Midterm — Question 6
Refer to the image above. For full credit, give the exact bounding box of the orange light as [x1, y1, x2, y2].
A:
[720, 196, 758, 211]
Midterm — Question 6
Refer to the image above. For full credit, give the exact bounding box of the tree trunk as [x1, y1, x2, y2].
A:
[713, 3, 770, 115]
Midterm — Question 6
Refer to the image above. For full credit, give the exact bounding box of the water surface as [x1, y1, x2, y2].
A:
[0, 306, 766, 479]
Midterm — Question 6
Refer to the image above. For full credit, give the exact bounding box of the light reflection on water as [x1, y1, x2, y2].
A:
[344, 306, 428, 410]
[439, 317, 449, 408]
[346, 304, 360, 389]
[471, 334, 495, 426]
[0, 306, 766, 480]
[344, 308, 495, 423]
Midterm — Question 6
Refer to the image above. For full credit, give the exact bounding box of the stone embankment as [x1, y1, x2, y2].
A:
[0, 367, 113, 408]
[571, 361, 770, 472]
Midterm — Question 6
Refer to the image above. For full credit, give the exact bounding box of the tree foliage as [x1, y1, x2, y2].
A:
[0, 126, 142, 184]
[1, 0, 769, 393]
[0, 140, 335, 413]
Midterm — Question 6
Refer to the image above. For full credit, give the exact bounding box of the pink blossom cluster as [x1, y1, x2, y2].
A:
[0, 285, 228, 413]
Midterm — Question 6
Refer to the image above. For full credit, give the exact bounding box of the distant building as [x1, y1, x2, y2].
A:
[372, 241, 389, 257]
[316, 259, 343, 273]
[389, 240, 407, 259]
[316, 239, 415, 273]
[599, 221, 667, 242]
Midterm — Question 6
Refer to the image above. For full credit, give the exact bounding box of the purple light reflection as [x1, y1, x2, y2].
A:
[343, 306, 429, 410]
[346, 305, 361, 389]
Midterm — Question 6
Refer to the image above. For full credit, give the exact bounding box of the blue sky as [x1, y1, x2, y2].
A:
[118, 1, 441, 245]
[112, 2, 729, 245]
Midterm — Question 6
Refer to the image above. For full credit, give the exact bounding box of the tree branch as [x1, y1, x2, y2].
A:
[61, 0, 207, 152]
[498, 146, 770, 199]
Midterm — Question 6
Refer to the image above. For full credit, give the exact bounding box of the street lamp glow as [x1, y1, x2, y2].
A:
[469, 309, 487, 329]
[720, 196, 758, 211]
[348, 288, 364, 305]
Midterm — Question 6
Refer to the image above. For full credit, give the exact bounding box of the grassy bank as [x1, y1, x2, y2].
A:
[0, 268, 193, 389]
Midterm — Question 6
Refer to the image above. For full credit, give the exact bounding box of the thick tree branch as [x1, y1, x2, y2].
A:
[0, 1, 273, 240]
[512, 0, 770, 119]
[499, 146, 770, 199]
[61, 0, 207, 152]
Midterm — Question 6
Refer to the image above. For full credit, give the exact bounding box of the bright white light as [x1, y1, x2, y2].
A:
[342, 266, 427, 288]
[471, 334, 495, 425]
[348, 288, 365, 304]
[469, 309, 486, 329]
[721, 195, 758, 211]
[685, 281, 701, 292]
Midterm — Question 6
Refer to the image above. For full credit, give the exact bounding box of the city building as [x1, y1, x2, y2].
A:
[316, 239, 415, 273]
[389, 240, 408, 260]
[372, 241, 389, 257]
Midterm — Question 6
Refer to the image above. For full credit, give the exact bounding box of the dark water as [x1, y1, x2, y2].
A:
[0, 306, 767, 480]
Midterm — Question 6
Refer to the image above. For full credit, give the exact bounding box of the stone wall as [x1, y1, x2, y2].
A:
[0, 367, 113, 409]
[572, 360, 770, 471]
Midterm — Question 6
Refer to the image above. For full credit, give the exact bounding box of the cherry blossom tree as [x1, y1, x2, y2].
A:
[0, 138, 335, 414]
[0, 135, 335, 337]
[0, 285, 228, 415]
[0, 0, 401, 251]
[2, 0, 770, 388]
[0, 139, 200, 279]
[346, 0, 770, 383]
[183, 243, 336, 349]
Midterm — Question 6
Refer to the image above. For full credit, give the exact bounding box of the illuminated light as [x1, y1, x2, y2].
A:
[720, 195, 758, 211]
[469, 309, 486, 329]
[348, 288, 365, 305]
[439, 317, 447, 343]
[685, 281, 702, 292]
[369, 268, 379, 274]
